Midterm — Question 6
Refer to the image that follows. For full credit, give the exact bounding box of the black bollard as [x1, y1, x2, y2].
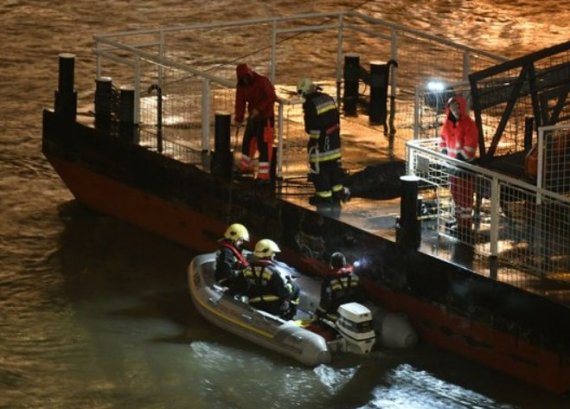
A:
[369, 60, 388, 126]
[343, 53, 360, 116]
[211, 112, 233, 179]
[119, 86, 137, 143]
[396, 175, 421, 249]
[94, 76, 114, 134]
[54, 53, 77, 121]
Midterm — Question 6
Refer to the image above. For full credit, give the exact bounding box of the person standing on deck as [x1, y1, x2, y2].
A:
[316, 252, 363, 322]
[297, 78, 350, 205]
[215, 223, 250, 290]
[234, 64, 276, 184]
[440, 95, 479, 233]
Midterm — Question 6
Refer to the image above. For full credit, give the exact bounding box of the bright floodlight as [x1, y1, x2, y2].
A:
[426, 80, 446, 92]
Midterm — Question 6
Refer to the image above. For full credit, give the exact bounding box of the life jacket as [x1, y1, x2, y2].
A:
[243, 259, 283, 304]
[303, 91, 342, 163]
[323, 267, 360, 309]
[218, 239, 248, 270]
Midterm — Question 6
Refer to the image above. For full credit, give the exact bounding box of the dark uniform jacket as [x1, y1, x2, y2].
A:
[239, 258, 291, 317]
[317, 265, 362, 320]
[302, 91, 342, 164]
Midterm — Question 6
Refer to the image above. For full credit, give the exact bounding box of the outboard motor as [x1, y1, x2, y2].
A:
[335, 302, 376, 354]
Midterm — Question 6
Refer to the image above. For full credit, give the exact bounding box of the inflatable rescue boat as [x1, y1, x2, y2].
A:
[188, 252, 416, 366]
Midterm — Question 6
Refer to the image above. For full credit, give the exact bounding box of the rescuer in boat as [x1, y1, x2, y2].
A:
[236, 239, 298, 319]
[316, 252, 363, 322]
[297, 78, 350, 206]
[215, 223, 250, 290]
[439, 95, 478, 235]
[234, 63, 277, 184]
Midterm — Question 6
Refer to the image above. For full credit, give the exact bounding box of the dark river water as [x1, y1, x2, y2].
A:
[1, 1, 570, 408]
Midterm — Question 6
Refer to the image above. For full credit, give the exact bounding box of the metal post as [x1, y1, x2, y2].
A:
[389, 30, 399, 159]
[336, 14, 344, 104]
[202, 78, 211, 152]
[343, 53, 359, 116]
[270, 19, 277, 84]
[537, 126, 545, 204]
[369, 60, 388, 126]
[147, 84, 163, 153]
[211, 112, 232, 179]
[489, 176, 499, 257]
[119, 86, 137, 143]
[276, 103, 284, 179]
[397, 175, 421, 249]
[462, 51, 471, 82]
[54, 53, 77, 121]
[413, 87, 420, 139]
[94, 76, 114, 134]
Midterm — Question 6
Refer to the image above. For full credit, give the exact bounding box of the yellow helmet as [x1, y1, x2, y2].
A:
[224, 223, 249, 243]
[253, 239, 281, 258]
[297, 78, 315, 96]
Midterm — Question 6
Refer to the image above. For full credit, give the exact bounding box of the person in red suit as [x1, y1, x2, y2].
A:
[440, 95, 479, 232]
[234, 64, 276, 183]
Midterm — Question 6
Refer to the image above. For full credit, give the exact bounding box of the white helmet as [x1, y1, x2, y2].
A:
[297, 78, 316, 96]
[253, 239, 281, 258]
[224, 223, 249, 243]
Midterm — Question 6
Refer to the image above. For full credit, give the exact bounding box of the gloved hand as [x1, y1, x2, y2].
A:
[441, 148, 448, 156]
[456, 151, 467, 161]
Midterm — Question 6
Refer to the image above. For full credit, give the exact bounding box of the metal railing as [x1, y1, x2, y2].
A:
[407, 134, 570, 278]
[92, 10, 505, 177]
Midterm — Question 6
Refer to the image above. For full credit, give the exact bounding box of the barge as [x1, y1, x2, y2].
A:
[43, 12, 570, 393]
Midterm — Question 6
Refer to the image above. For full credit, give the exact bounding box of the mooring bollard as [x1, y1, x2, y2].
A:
[396, 175, 421, 249]
[369, 60, 388, 126]
[119, 86, 137, 143]
[54, 53, 77, 121]
[342, 53, 360, 117]
[211, 112, 232, 179]
[94, 76, 114, 134]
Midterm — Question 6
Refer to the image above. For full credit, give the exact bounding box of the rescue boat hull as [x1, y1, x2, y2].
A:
[188, 252, 333, 366]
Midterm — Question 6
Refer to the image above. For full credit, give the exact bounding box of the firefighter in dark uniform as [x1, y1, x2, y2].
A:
[316, 252, 362, 321]
[215, 223, 250, 289]
[238, 239, 297, 319]
[297, 78, 350, 205]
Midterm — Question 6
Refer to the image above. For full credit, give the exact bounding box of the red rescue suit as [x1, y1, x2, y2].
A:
[234, 64, 276, 181]
[440, 95, 478, 229]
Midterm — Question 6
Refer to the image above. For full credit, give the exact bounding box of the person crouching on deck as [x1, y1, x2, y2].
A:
[215, 223, 250, 290]
[297, 78, 350, 205]
[234, 63, 277, 184]
[237, 239, 297, 319]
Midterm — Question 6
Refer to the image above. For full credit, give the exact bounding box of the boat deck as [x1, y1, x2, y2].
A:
[75, 105, 570, 308]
